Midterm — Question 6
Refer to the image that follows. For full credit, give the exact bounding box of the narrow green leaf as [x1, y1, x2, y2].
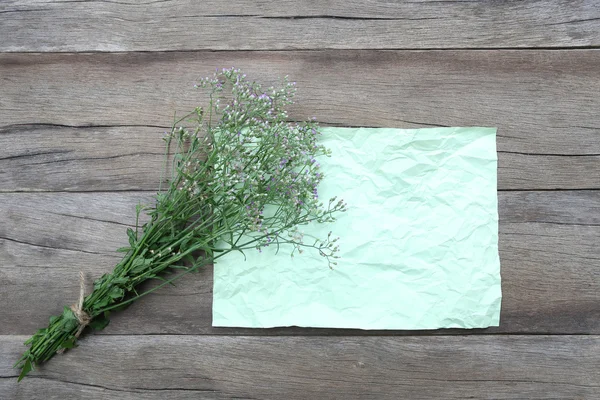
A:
[127, 228, 137, 247]
[17, 359, 32, 382]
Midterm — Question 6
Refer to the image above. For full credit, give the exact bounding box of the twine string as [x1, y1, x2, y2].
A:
[57, 271, 91, 354]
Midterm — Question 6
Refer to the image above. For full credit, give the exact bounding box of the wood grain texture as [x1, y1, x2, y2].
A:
[0, 125, 169, 192]
[1, 0, 599, 52]
[1, 335, 599, 399]
[1, 50, 599, 158]
[2, 0, 598, 396]
[1, 191, 598, 335]
[2, 124, 599, 191]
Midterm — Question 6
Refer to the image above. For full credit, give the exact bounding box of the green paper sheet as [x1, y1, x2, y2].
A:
[213, 127, 501, 329]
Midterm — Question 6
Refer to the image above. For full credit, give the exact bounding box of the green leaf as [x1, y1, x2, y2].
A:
[89, 316, 110, 331]
[62, 306, 76, 321]
[92, 296, 111, 310]
[135, 204, 145, 224]
[183, 253, 195, 265]
[127, 228, 137, 247]
[108, 286, 125, 300]
[111, 277, 129, 286]
[116, 247, 131, 253]
[155, 193, 167, 205]
[130, 257, 152, 274]
[62, 318, 79, 333]
[158, 235, 175, 244]
[17, 359, 32, 382]
[25, 328, 47, 345]
[60, 337, 77, 350]
[93, 273, 110, 290]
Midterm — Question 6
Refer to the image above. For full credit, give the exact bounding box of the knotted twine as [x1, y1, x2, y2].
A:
[57, 271, 91, 354]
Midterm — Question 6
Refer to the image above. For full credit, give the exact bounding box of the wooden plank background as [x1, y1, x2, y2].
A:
[1, 1, 599, 398]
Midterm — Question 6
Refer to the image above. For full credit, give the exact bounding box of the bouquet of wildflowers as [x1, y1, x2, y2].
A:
[15, 68, 346, 381]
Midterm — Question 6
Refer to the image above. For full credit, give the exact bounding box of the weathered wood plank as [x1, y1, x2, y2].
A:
[1, 191, 598, 335]
[1, 335, 598, 399]
[1, 50, 599, 158]
[1, 0, 599, 51]
[2, 124, 599, 191]
[0, 125, 169, 192]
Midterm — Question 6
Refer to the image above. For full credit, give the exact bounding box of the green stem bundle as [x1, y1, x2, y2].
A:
[15, 68, 346, 381]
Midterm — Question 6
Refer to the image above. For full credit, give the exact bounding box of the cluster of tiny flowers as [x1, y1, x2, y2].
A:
[186, 68, 346, 264]
[318, 230, 342, 267]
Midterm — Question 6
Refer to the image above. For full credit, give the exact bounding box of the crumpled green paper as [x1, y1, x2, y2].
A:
[213, 127, 501, 329]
